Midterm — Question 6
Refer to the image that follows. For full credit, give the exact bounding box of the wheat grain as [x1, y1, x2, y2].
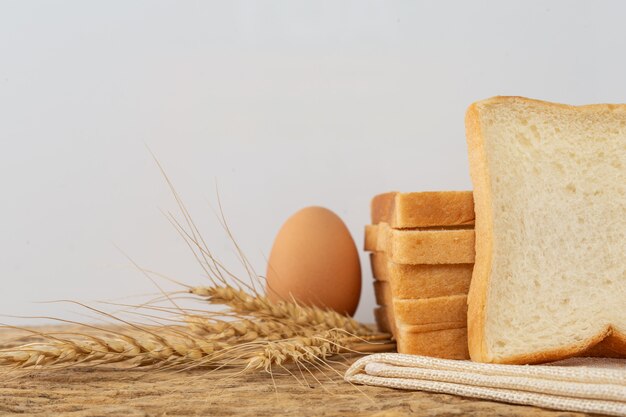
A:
[0, 286, 389, 371]
[244, 330, 354, 373]
[0, 328, 228, 369]
[0, 325, 391, 371]
[190, 286, 373, 335]
[184, 316, 313, 341]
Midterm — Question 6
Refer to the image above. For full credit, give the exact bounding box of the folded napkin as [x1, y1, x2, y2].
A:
[345, 353, 626, 416]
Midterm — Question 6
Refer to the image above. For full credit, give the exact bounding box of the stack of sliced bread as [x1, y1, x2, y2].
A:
[365, 191, 475, 359]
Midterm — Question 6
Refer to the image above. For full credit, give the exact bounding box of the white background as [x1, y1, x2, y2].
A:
[2, 1, 626, 325]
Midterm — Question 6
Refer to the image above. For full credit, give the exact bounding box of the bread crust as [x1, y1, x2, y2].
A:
[465, 100, 492, 362]
[393, 294, 467, 325]
[375, 311, 468, 358]
[363, 224, 378, 252]
[465, 96, 626, 363]
[374, 306, 392, 334]
[373, 280, 393, 306]
[373, 285, 467, 336]
[396, 324, 469, 359]
[370, 253, 473, 299]
[364, 223, 475, 264]
[371, 191, 475, 228]
[585, 332, 626, 358]
[400, 322, 467, 332]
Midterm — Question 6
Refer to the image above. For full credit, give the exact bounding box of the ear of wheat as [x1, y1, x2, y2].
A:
[189, 285, 373, 335]
[0, 278, 393, 372]
[0, 164, 394, 379]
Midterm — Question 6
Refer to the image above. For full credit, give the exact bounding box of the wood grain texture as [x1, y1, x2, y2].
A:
[0, 327, 595, 417]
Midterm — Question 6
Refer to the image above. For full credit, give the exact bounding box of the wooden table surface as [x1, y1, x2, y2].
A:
[0, 327, 594, 417]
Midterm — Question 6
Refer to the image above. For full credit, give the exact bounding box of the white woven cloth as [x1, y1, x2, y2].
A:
[345, 353, 626, 416]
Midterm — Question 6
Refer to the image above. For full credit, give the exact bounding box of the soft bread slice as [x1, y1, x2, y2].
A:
[364, 223, 475, 264]
[393, 294, 467, 325]
[370, 253, 473, 299]
[396, 323, 469, 359]
[466, 96, 626, 364]
[371, 191, 475, 228]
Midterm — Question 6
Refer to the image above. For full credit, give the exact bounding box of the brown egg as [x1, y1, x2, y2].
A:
[266, 206, 361, 316]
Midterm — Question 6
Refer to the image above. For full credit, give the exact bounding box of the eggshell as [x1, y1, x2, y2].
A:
[266, 206, 361, 316]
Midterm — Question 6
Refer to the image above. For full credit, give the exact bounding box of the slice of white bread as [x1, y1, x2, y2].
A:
[396, 323, 469, 359]
[364, 223, 475, 264]
[371, 191, 475, 228]
[370, 253, 473, 299]
[465, 96, 626, 364]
